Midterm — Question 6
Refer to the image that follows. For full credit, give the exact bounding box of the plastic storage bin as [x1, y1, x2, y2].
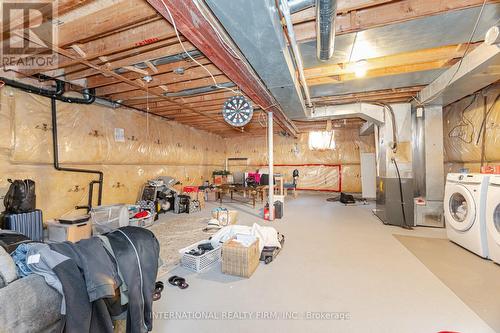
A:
[90, 204, 128, 234]
[178, 240, 222, 272]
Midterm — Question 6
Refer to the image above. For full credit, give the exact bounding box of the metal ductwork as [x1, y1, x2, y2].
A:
[205, 0, 308, 119]
[316, 0, 337, 61]
[288, 0, 314, 13]
[163, 82, 235, 97]
[418, 31, 500, 106]
[310, 103, 385, 124]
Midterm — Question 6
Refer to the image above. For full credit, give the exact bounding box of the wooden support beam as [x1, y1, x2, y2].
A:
[86, 57, 210, 88]
[293, 0, 500, 42]
[14, 31, 241, 133]
[69, 44, 87, 58]
[307, 59, 457, 86]
[123, 66, 150, 76]
[312, 86, 424, 105]
[65, 41, 195, 81]
[146, 0, 298, 137]
[24, 19, 176, 78]
[97, 64, 223, 95]
[144, 60, 159, 73]
[107, 75, 231, 100]
[304, 43, 480, 80]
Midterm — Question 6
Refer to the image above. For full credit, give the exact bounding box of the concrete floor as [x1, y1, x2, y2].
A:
[152, 193, 495, 333]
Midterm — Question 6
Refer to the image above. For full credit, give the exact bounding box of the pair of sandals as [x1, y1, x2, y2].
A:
[168, 275, 189, 289]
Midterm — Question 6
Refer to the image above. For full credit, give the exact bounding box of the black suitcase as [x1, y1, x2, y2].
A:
[3, 209, 43, 241]
[0, 230, 31, 254]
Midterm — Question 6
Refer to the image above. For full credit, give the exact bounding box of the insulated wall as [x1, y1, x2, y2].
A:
[443, 84, 500, 173]
[225, 129, 375, 192]
[0, 86, 225, 220]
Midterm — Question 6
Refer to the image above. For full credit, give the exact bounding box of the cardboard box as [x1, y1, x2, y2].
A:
[206, 189, 217, 202]
[213, 175, 227, 185]
[222, 238, 260, 278]
[48, 221, 92, 242]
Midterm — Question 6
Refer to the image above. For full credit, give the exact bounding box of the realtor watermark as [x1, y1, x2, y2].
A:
[1, 0, 59, 70]
[153, 311, 351, 321]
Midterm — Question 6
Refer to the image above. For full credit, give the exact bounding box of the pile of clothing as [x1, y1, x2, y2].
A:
[9, 226, 160, 333]
[209, 223, 282, 253]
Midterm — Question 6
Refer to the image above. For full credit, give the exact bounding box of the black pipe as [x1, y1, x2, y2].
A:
[0, 76, 95, 104]
[2, 76, 104, 210]
[51, 98, 103, 211]
[1, 76, 64, 98]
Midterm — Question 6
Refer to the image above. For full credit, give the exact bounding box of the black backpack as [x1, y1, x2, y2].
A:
[339, 192, 356, 205]
[3, 179, 36, 213]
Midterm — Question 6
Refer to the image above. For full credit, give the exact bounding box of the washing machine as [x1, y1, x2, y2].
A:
[444, 173, 490, 258]
[486, 175, 500, 264]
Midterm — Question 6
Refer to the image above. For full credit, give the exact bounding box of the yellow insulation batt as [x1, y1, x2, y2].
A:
[224, 130, 375, 192]
[443, 84, 500, 173]
[0, 86, 225, 220]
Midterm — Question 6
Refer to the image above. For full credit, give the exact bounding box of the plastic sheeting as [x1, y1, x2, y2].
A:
[225, 131, 374, 192]
[0, 86, 226, 220]
[3, 87, 226, 165]
[443, 86, 500, 167]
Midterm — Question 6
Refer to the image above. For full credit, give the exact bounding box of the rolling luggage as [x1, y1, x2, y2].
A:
[0, 230, 31, 253]
[3, 210, 43, 241]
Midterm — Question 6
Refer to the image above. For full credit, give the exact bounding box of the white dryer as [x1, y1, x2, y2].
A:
[486, 175, 500, 264]
[444, 173, 490, 258]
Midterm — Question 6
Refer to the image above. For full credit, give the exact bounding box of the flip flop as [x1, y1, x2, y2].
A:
[153, 291, 162, 301]
[155, 281, 164, 293]
[168, 275, 189, 289]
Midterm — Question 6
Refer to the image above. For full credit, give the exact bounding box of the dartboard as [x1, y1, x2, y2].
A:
[222, 96, 253, 127]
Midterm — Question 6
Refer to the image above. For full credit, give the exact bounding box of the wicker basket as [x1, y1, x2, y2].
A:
[179, 240, 222, 272]
[222, 238, 260, 278]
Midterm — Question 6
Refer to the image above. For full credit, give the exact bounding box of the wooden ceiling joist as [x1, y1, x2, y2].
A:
[65, 39, 195, 81]
[97, 64, 223, 96]
[293, 0, 499, 42]
[312, 86, 424, 105]
[107, 75, 231, 100]
[147, 0, 298, 137]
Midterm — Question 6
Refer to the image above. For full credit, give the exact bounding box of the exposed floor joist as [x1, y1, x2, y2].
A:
[292, 0, 499, 42]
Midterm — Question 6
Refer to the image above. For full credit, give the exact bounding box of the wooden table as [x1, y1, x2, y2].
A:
[215, 184, 266, 208]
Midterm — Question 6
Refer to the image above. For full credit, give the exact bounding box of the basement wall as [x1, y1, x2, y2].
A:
[443, 84, 500, 173]
[225, 130, 375, 192]
[0, 86, 226, 220]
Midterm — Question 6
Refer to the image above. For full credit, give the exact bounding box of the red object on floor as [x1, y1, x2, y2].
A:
[134, 211, 149, 218]
[263, 207, 275, 221]
[183, 186, 199, 192]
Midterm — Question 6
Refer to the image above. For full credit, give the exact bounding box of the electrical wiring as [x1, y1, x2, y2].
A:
[159, 0, 241, 95]
[475, 93, 500, 145]
[417, 0, 487, 105]
[448, 93, 478, 144]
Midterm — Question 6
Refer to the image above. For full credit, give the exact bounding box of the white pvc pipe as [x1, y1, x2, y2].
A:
[268, 111, 274, 221]
[280, 1, 313, 107]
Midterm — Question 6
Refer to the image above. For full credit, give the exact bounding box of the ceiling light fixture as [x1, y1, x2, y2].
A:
[354, 59, 368, 78]
[173, 67, 185, 75]
[142, 75, 153, 83]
